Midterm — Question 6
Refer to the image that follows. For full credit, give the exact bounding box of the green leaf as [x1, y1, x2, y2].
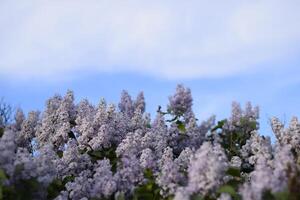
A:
[211, 119, 227, 132]
[47, 177, 75, 200]
[191, 194, 205, 200]
[133, 192, 153, 200]
[133, 169, 162, 200]
[167, 116, 178, 122]
[78, 148, 87, 154]
[226, 167, 241, 178]
[16, 178, 40, 200]
[0, 169, 7, 182]
[144, 169, 153, 179]
[0, 128, 4, 138]
[226, 179, 242, 189]
[116, 192, 125, 200]
[87, 147, 118, 173]
[14, 164, 24, 175]
[57, 150, 63, 158]
[62, 175, 75, 185]
[0, 185, 3, 200]
[218, 185, 236, 197]
[262, 190, 276, 200]
[176, 120, 186, 132]
[248, 121, 257, 130]
[273, 190, 290, 200]
[47, 179, 63, 199]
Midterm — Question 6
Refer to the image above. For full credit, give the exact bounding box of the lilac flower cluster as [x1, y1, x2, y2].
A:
[1, 85, 300, 200]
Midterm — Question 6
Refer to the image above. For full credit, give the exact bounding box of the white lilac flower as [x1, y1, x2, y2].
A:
[140, 148, 156, 170]
[89, 124, 112, 150]
[75, 99, 95, 142]
[240, 131, 272, 165]
[168, 84, 193, 118]
[230, 156, 242, 168]
[92, 102, 128, 147]
[231, 101, 259, 124]
[4, 86, 300, 200]
[110, 110, 129, 145]
[57, 140, 91, 178]
[13, 147, 36, 180]
[52, 122, 71, 149]
[167, 123, 187, 155]
[52, 91, 76, 148]
[134, 92, 146, 113]
[231, 102, 243, 125]
[186, 116, 215, 149]
[65, 170, 93, 200]
[240, 144, 296, 200]
[37, 94, 62, 146]
[0, 130, 17, 176]
[37, 91, 75, 149]
[76, 117, 94, 148]
[118, 90, 134, 118]
[93, 99, 108, 129]
[271, 144, 295, 192]
[271, 117, 284, 142]
[174, 187, 190, 200]
[141, 113, 168, 157]
[224, 102, 259, 132]
[240, 155, 273, 200]
[244, 102, 259, 121]
[116, 130, 143, 157]
[286, 117, 300, 151]
[34, 144, 58, 186]
[115, 155, 144, 193]
[76, 99, 95, 123]
[14, 108, 25, 131]
[156, 147, 183, 197]
[89, 159, 117, 198]
[271, 117, 300, 154]
[175, 147, 193, 172]
[17, 111, 39, 151]
[77, 100, 123, 150]
[130, 108, 150, 131]
[186, 142, 228, 196]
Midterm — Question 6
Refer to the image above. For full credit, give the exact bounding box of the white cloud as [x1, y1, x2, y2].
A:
[0, 0, 299, 80]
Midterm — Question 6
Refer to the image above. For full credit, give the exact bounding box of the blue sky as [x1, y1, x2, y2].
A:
[1, 0, 300, 139]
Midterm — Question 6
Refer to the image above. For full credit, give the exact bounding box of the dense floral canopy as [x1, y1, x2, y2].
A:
[0, 85, 299, 200]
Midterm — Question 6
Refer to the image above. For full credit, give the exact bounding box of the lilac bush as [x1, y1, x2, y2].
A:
[1, 85, 300, 200]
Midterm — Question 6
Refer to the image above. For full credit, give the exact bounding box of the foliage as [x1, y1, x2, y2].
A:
[158, 106, 187, 133]
[47, 176, 75, 200]
[0, 127, 3, 138]
[87, 147, 118, 172]
[132, 169, 162, 200]
[218, 117, 258, 159]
